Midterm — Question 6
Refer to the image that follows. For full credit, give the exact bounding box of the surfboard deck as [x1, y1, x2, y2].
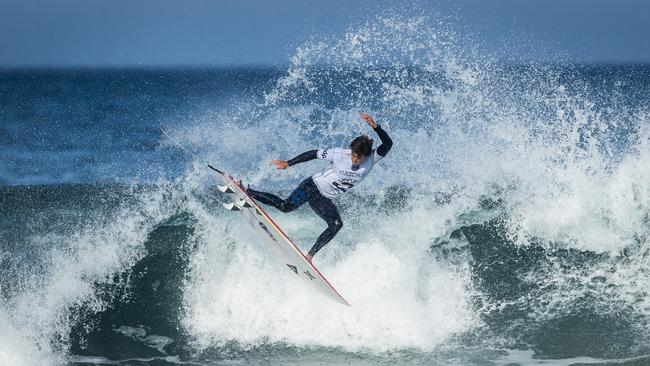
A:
[209, 165, 350, 306]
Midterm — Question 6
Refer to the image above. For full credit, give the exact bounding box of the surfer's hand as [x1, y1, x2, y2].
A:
[359, 112, 378, 129]
[271, 160, 289, 170]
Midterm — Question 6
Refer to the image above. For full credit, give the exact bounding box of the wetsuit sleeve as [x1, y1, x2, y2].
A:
[372, 124, 393, 163]
[287, 150, 318, 166]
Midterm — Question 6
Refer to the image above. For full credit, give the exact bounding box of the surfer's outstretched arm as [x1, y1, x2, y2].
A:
[373, 124, 393, 157]
[270, 150, 318, 170]
[360, 112, 393, 157]
[288, 150, 318, 166]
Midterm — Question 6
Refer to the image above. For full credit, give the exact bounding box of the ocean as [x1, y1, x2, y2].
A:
[2, 16, 650, 366]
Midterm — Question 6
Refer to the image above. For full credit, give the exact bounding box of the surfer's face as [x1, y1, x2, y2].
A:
[350, 152, 367, 166]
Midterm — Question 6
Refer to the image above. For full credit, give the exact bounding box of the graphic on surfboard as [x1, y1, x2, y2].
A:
[209, 165, 351, 306]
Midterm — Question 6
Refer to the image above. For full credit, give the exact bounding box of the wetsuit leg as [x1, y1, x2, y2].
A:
[247, 178, 312, 213]
[307, 194, 343, 257]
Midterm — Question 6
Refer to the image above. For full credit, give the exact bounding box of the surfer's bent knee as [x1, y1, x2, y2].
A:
[279, 201, 297, 212]
[331, 218, 343, 232]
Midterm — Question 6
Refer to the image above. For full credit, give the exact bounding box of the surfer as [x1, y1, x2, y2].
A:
[246, 112, 393, 263]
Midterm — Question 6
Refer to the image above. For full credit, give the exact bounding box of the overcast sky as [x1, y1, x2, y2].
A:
[1, 0, 648, 67]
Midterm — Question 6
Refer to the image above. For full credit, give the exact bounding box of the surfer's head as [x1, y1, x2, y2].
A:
[350, 135, 373, 165]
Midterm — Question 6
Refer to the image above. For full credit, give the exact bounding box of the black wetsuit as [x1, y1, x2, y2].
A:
[247, 125, 393, 257]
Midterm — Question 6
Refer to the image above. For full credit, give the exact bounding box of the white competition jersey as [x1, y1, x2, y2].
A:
[312, 147, 385, 199]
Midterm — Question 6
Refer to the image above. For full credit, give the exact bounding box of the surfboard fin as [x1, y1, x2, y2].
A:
[236, 198, 252, 208]
[218, 185, 234, 193]
[222, 202, 241, 211]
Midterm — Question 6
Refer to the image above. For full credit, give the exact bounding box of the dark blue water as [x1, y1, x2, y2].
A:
[0, 68, 281, 185]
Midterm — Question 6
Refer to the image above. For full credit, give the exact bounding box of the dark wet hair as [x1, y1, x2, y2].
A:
[350, 135, 373, 156]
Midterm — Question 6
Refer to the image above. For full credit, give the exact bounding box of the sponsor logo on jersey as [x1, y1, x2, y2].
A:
[338, 170, 362, 178]
[332, 181, 355, 192]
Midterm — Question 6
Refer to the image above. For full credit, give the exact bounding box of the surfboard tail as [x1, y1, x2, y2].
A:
[222, 202, 242, 211]
[218, 184, 234, 193]
[208, 164, 224, 175]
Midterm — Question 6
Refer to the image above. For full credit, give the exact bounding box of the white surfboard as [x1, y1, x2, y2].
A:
[209, 165, 350, 306]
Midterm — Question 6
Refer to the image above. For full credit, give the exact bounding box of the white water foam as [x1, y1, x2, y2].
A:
[182, 193, 477, 352]
[176, 12, 650, 355]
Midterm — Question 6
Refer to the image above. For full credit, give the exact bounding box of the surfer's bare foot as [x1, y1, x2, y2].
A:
[305, 254, 313, 263]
